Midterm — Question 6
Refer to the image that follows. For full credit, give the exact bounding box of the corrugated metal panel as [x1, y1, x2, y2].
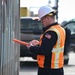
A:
[0, 0, 20, 75]
[0, 0, 2, 75]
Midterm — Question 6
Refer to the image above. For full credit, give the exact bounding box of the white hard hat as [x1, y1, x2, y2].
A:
[38, 5, 54, 19]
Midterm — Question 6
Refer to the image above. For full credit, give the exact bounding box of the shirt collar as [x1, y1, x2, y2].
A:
[43, 22, 58, 32]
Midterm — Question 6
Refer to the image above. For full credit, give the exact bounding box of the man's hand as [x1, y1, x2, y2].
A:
[30, 40, 39, 46]
[26, 40, 39, 49]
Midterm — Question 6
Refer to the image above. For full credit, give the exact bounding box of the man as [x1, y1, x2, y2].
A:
[27, 5, 66, 75]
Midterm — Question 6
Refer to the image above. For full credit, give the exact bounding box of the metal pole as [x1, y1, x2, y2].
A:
[55, 0, 59, 22]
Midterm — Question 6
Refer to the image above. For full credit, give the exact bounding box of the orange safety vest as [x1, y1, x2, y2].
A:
[37, 25, 66, 69]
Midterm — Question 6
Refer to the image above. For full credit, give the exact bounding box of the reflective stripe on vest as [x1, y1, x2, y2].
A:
[37, 25, 66, 68]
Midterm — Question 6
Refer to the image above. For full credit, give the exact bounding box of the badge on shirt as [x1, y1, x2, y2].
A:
[45, 33, 51, 39]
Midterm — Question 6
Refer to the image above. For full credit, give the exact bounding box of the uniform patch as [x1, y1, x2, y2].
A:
[45, 33, 51, 39]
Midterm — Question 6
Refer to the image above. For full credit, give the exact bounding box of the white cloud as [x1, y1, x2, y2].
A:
[58, 0, 75, 23]
[20, 0, 49, 7]
[20, 0, 75, 23]
[20, 0, 49, 14]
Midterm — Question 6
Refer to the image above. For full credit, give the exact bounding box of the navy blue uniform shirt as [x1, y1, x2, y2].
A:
[29, 22, 58, 56]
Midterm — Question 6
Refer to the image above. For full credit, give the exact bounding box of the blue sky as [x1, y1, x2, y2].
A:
[20, 0, 75, 23]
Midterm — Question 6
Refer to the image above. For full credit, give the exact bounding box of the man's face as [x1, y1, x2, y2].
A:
[41, 15, 51, 27]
